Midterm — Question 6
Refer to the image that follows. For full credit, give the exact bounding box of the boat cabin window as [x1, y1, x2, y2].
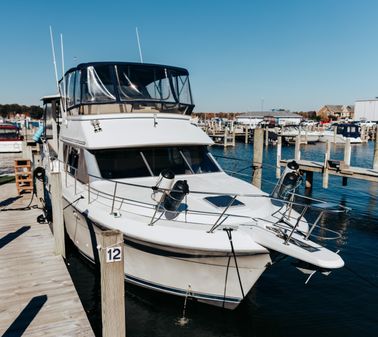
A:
[82, 65, 116, 103]
[63, 145, 89, 183]
[59, 62, 194, 114]
[91, 146, 219, 179]
[74, 70, 81, 105]
[336, 124, 359, 137]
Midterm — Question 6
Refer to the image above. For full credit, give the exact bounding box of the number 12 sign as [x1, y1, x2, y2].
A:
[106, 246, 122, 263]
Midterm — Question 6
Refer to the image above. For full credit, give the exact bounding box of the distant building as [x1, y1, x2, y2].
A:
[354, 99, 378, 121]
[236, 110, 302, 126]
[316, 105, 354, 121]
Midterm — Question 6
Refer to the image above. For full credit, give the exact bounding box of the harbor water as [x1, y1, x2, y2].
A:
[3, 142, 377, 337]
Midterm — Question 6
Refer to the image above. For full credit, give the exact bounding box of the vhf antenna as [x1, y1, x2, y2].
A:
[136, 27, 144, 63]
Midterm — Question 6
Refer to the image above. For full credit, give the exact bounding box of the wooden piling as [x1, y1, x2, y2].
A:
[322, 140, 331, 188]
[305, 171, 313, 189]
[361, 125, 367, 142]
[50, 171, 65, 258]
[252, 128, 264, 189]
[295, 135, 301, 161]
[344, 138, 351, 167]
[33, 153, 44, 209]
[374, 128, 378, 170]
[276, 135, 282, 179]
[99, 230, 126, 337]
[22, 141, 27, 159]
[265, 127, 269, 147]
[244, 127, 249, 144]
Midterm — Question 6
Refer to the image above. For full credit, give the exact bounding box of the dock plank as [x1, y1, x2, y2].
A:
[0, 183, 94, 337]
[280, 159, 378, 183]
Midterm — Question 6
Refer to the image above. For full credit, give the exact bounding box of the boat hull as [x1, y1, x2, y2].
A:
[63, 201, 271, 309]
[0, 141, 22, 153]
[319, 134, 361, 144]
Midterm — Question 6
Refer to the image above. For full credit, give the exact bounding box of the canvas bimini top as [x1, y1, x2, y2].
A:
[59, 62, 194, 115]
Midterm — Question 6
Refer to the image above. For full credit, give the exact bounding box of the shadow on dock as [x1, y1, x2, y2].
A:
[0, 196, 22, 207]
[2, 295, 48, 337]
[0, 226, 30, 249]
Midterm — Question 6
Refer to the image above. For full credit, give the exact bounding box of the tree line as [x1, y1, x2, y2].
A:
[0, 104, 43, 119]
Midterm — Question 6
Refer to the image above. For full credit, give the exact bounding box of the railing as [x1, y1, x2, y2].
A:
[49, 155, 349, 244]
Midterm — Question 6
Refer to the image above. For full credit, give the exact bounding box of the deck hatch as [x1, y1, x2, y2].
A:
[204, 195, 244, 208]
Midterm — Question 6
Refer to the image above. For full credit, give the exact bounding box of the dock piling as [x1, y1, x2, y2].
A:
[374, 128, 378, 170]
[295, 135, 301, 161]
[276, 135, 282, 179]
[344, 138, 351, 167]
[33, 153, 44, 209]
[50, 171, 65, 258]
[99, 230, 126, 337]
[305, 171, 314, 189]
[252, 128, 264, 188]
[322, 140, 331, 188]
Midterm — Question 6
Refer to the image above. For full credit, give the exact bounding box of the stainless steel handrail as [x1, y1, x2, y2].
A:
[55, 157, 348, 241]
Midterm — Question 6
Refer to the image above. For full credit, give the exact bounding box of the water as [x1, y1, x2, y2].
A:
[5, 141, 376, 337]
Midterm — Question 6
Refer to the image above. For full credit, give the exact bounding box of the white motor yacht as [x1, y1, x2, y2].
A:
[280, 126, 321, 144]
[319, 123, 362, 144]
[0, 123, 23, 153]
[40, 62, 345, 309]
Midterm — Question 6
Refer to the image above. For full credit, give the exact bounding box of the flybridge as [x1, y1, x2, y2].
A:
[58, 62, 194, 116]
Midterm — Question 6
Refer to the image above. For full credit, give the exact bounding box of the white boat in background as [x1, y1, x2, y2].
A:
[0, 123, 23, 153]
[40, 61, 345, 309]
[280, 126, 321, 144]
[319, 123, 362, 144]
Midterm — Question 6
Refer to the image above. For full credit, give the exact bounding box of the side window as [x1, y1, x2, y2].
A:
[77, 149, 89, 184]
[74, 70, 81, 105]
[67, 72, 76, 108]
[68, 147, 79, 175]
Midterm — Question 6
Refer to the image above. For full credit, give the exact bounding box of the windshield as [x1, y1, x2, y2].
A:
[91, 146, 220, 179]
[62, 63, 193, 110]
[115, 65, 192, 104]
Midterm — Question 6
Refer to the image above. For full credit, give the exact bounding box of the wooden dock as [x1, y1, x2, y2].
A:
[280, 158, 378, 190]
[0, 183, 94, 337]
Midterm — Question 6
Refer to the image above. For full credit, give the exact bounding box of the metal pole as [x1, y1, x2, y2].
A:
[110, 182, 118, 214]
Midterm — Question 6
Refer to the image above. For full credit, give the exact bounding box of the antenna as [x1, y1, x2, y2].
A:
[49, 26, 59, 92]
[60, 33, 67, 114]
[136, 27, 144, 63]
[49, 26, 66, 123]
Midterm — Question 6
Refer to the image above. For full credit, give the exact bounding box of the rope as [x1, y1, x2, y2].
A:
[63, 195, 84, 210]
[223, 228, 245, 298]
[222, 256, 231, 309]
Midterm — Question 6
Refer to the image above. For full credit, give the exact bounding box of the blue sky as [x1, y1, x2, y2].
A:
[1, 0, 378, 112]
